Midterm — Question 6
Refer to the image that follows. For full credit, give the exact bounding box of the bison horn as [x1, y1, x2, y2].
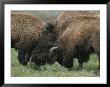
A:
[50, 47, 58, 53]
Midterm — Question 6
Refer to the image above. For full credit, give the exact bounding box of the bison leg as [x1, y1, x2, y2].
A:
[17, 49, 25, 65]
[78, 59, 83, 69]
[24, 53, 31, 65]
[62, 55, 73, 69]
[17, 49, 31, 66]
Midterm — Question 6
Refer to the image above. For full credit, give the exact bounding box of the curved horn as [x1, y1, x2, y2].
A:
[50, 47, 58, 53]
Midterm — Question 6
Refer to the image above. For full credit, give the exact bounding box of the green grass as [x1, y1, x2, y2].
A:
[11, 48, 100, 77]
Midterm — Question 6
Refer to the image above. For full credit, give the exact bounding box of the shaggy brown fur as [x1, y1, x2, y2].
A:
[53, 11, 99, 39]
[29, 21, 57, 66]
[11, 13, 45, 50]
[59, 17, 100, 52]
[30, 50, 53, 66]
[11, 13, 47, 65]
[30, 11, 100, 67]
[11, 13, 57, 66]
[51, 17, 100, 69]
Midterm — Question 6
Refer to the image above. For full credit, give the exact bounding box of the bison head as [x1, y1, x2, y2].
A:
[49, 46, 74, 69]
[49, 46, 64, 65]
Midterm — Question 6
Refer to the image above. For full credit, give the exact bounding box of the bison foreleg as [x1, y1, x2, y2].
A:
[17, 49, 31, 66]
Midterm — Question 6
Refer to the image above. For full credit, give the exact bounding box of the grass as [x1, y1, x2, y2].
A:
[11, 48, 100, 77]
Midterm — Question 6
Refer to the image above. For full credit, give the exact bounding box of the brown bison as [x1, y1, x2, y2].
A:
[30, 11, 94, 66]
[50, 17, 100, 69]
[30, 11, 100, 67]
[53, 11, 99, 39]
[11, 13, 55, 66]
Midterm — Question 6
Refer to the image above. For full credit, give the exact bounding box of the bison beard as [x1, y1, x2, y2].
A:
[31, 52, 48, 66]
[30, 50, 54, 66]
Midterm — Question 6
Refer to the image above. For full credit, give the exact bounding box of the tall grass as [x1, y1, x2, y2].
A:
[11, 49, 100, 77]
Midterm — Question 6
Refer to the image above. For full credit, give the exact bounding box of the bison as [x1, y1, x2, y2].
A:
[11, 13, 55, 66]
[53, 11, 99, 39]
[30, 11, 100, 67]
[50, 17, 100, 69]
[30, 23, 56, 66]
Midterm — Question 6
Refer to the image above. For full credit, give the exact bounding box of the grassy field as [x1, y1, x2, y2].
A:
[11, 48, 100, 77]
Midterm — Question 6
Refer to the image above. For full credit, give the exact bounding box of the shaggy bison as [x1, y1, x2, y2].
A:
[11, 11, 100, 69]
[11, 13, 55, 66]
[53, 11, 99, 39]
[50, 17, 100, 69]
[30, 11, 100, 68]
